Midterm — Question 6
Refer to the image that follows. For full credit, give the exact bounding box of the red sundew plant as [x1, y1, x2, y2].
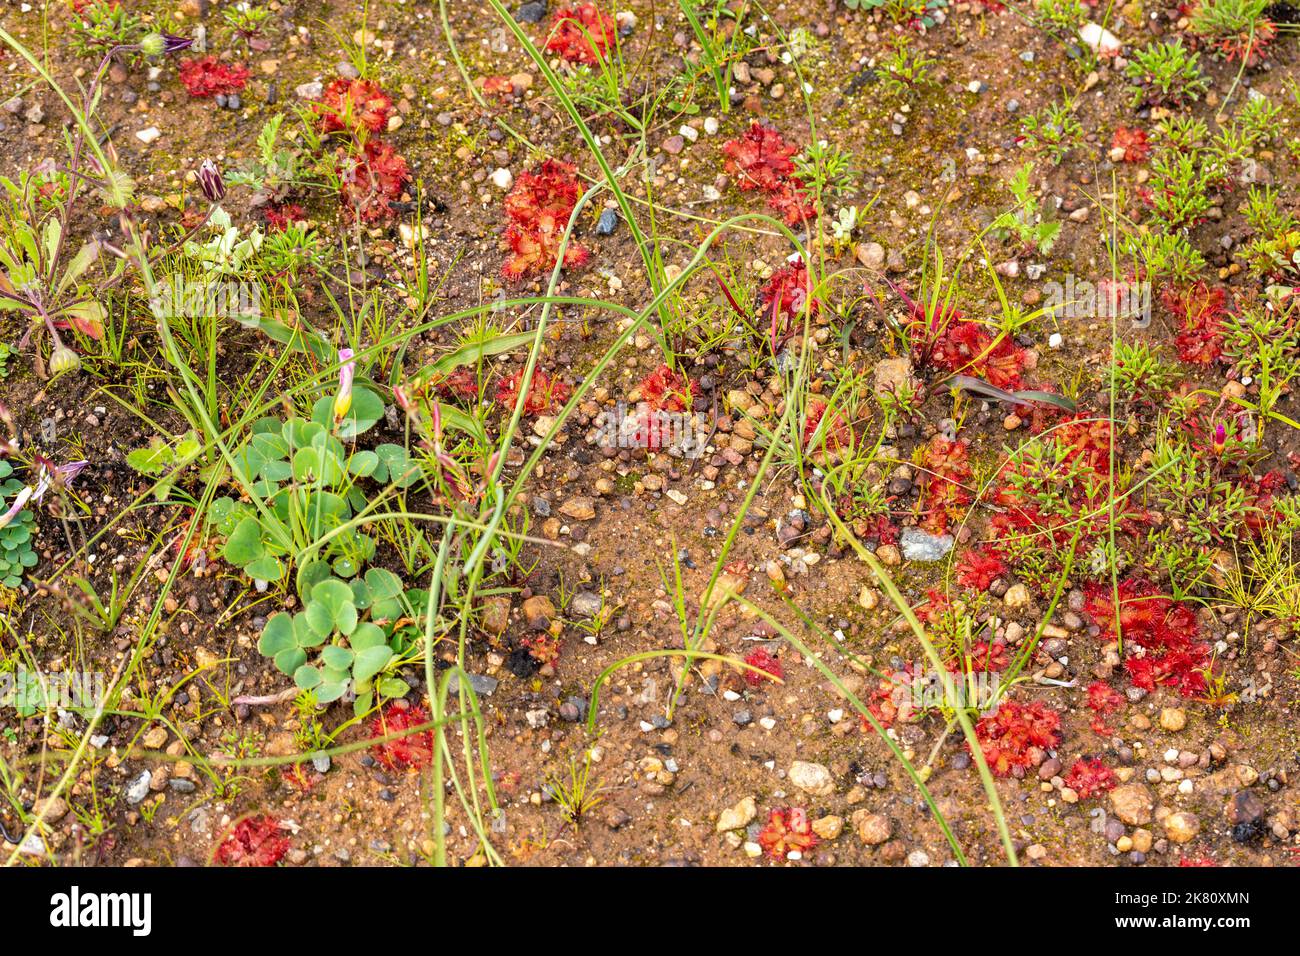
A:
[915, 588, 954, 630]
[743, 647, 784, 686]
[988, 413, 1121, 572]
[214, 816, 290, 867]
[433, 366, 481, 401]
[71, 0, 120, 12]
[369, 702, 434, 770]
[950, 638, 1009, 675]
[954, 547, 1007, 592]
[523, 633, 563, 667]
[1064, 757, 1117, 798]
[760, 260, 820, 350]
[281, 763, 323, 793]
[263, 202, 306, 232]
[178, 56, 250, 98]
[862, 665, 916, 729]
[1163, 282, 1227, 365]
[862, 513, 900, 547]
[314, 78, 393, 137]
[1214, 18, 1276, 64]
[721, 122, 818, 226]
[1110, 127, 1151, 163]
[766, 177, 818, 227]
[1085, 680, 1125, 734]
[636, 364, 696, 412]
[545, 4, 617, 65]
[722, 122, 798, 192]
[802, 399, 852, 456]
[895, 283, 1026, 389]
[495, 369, 570, 416]
[1241, 470, 1287, 536]
[971, 698, 1061, 776]
[1054, 414, 1114, 475]
[1084, 578, 1210, 697]
[481, 75, 515, 100]
[338, 139, 410, 224]
[756, 807, 818, 858]
[928, 321, 1027, 389]
[501, 159, 590, 281]
[919, 435, 972, 534]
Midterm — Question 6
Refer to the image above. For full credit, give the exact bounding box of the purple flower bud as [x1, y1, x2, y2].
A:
[197, 159, 225, 203]
[333, 349, 356, 423]
[162, 33, 195, 54]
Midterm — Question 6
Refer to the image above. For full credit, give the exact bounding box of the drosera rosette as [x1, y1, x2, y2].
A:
[1189, 0, 1277, 65]
[495, 367, 571, 416]
[970, 697, 1061, 777]
[545, 3, 618, 65]
[917, 434, 973, 535]
[1109, 126, 1152, 163]
[1162, 281, 1227, 365]
[337, 139, 411, 224]
[500, 159, 591, 281]
[890, 281, 1028, 390]
[953, 547, 1007, 592]
[213, 815, 291, 867]
[1083, 577, 1213, 698]
[369, 700, 435, 770]
[742, 647, 784, 686]
[756, 807, 818, 860]
[759, 259, 820, 352]
[313, 77, 394, 139]
[801, 398, 853, 459]
[721, 122, 818, 227]
[1085, 680, 1125, 734]
[1063, 758, 1117, 799]
[178, 55, 250, 98]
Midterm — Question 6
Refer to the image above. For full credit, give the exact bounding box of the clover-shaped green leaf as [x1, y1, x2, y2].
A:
[258, 612, 295, 656]
[223, 516, 265, 566]
[347, 449, 378, 478]
[350, 621, 387, 650]
[275, 647, 308, 676]
[312, 386, 384, 440]
[364, 568, 403, 601]
[373, 443, 417, 487]
[321, 645, 355, 671]
[245, 554, 284, 582]
[306, 578, 357, 636]
[352, 645, 393, 684]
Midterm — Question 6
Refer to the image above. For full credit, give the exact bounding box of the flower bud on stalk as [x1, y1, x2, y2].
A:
[162, 33, 194, 54]
[197, 159, 225, 203]
[333, 349, 356, 424]
[49, 346, 80, 376]
[140, 32, 193, 56]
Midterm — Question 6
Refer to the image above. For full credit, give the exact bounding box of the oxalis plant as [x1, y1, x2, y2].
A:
[210, 379, 410, 586]
[209, 359, 423, 715]
[257, 568, 425, 713]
